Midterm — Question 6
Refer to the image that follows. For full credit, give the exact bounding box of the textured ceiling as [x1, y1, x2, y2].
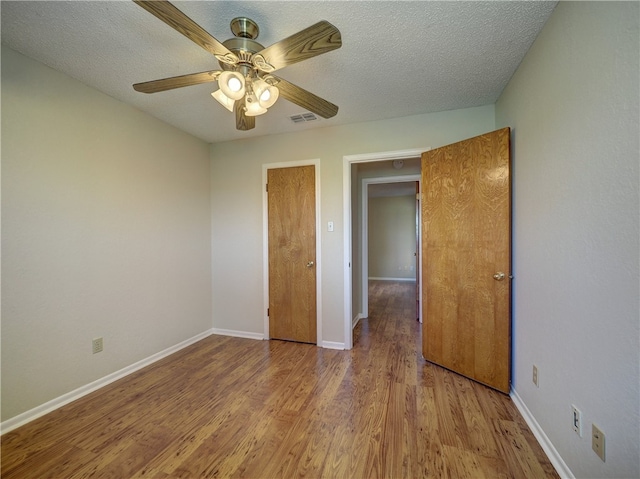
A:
[1, 1, 557, 144]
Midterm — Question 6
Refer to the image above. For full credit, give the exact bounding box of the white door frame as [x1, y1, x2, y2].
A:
[361, 174, 421, 320]
[342, 148, 428, 350]
[263, 159, 322, 346]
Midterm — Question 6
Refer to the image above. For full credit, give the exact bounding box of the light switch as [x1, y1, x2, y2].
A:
[328, 221, 334, 232]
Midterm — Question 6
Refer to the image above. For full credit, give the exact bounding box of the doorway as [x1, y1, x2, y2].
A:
[342, 148, 428, 350]
[361, 175, 421, 324]
[343, 129, 512, 393]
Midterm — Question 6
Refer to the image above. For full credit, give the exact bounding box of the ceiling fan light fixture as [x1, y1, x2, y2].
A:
[253, 79, 279, 109]
[218, 71, 245, 100]
[211, 89, 235, 112]
[244, 93, 268, 116]
[131, 5, 342, 131]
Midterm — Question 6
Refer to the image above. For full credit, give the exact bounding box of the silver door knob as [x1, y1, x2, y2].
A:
[307, 261, 315, 267]
[493, 272, 505, 281]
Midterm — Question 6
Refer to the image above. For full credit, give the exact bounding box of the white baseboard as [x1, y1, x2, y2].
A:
[1, 329, 215, 435]
[368, 277, 416, 282]
[212, 328, 343, 350]
[510, 389, 575, 479]
[212, 328, 346, 351]
[322, 341, 345, 350]
[211, 328, 264, 341]
[352, 313, 365, 329]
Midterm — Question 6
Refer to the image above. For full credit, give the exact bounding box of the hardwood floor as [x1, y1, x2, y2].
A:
[2, 280, 559, 478]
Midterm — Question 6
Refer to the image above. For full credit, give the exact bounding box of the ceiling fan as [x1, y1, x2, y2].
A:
[132, 1, 342, 131]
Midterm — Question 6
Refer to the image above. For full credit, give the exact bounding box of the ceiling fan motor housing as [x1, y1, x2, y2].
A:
[220, 37, 264, 72]
[220, 18, 264, 73]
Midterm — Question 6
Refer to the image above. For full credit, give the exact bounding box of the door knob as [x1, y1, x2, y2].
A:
[307, 261, 315, 267]
[493, 272, 505, 281]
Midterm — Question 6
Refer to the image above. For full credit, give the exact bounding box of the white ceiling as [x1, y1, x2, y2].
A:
[1, 1, 557, 144]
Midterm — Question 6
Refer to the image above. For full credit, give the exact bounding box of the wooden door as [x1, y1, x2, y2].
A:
[421, 128, 511, 393]
[268, 165, 317, 344]
[415, 181, 420, 321]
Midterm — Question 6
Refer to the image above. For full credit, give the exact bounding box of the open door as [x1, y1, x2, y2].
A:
[415, 181, 420, 321]
[421, 128, 511, 393]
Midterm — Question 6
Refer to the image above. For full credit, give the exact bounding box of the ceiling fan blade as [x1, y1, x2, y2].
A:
[256, 21, 341, 72]
[133, 1, 238, 64]
[134, 70, 221, 93]
[272, 76, 339, 119]
[234, 100, 255, 131]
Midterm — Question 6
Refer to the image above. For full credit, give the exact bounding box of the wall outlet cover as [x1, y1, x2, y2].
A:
[592, 424, 606, 462]
[92, 337, 104, 354]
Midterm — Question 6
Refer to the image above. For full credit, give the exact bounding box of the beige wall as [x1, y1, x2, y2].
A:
[496, 2, 639, 478]
[1, 46, 213, 421]
[368, 196, 416, 280]
[210, 105, 495, 345]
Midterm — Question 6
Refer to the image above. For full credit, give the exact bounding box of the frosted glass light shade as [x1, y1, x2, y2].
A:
[244, 93, 268, 116]
[211, 89, 235, 112]
[253, 79, 279, 109]
[218, 71, 245, 100]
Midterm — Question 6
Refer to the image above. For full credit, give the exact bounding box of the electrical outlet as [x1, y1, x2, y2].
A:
[532, 365, 539, 387]
[572, 405, 582, 437]
[92, 337, 103, 354]
[592, 424, 606, 462]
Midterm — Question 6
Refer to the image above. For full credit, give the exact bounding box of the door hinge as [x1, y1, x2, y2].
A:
[267, 308, 270, 317]
[266, 183, 268, 192]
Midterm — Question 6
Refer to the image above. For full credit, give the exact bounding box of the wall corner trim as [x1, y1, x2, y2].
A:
[1, 329, 216, 435]
[510, 389, 575, 479]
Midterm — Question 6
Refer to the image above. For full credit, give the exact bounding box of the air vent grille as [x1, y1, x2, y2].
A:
[290, 113, 319, 123]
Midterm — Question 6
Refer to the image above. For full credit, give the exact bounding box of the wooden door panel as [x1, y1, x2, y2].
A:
[415, 181, 420, 320]
[268, 165, 317, 344]
[422, 128, 511, 393]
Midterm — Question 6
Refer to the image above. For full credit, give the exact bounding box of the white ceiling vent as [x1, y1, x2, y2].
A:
[290, 113, 319, 124]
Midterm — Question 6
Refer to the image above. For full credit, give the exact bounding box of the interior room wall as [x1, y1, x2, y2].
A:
[210, 105, 495, 345]
[495, 3, 639, 478]
[1, 46, 213, 422]
[368, 196, 416, 280]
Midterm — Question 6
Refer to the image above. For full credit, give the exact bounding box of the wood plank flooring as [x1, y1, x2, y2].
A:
[2, 280, 559, 478]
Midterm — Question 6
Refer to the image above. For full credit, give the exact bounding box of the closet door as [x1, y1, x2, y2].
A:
[267, 165, 317, 344]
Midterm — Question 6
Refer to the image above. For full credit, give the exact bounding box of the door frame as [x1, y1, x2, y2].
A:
[342, 148, 428, 350]
[263, 159, 322, 345]
[361, 174, 421, 321]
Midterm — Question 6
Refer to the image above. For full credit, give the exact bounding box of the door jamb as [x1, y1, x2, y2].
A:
[342, 148, 428, 350]
[263, 159, 322, 346]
